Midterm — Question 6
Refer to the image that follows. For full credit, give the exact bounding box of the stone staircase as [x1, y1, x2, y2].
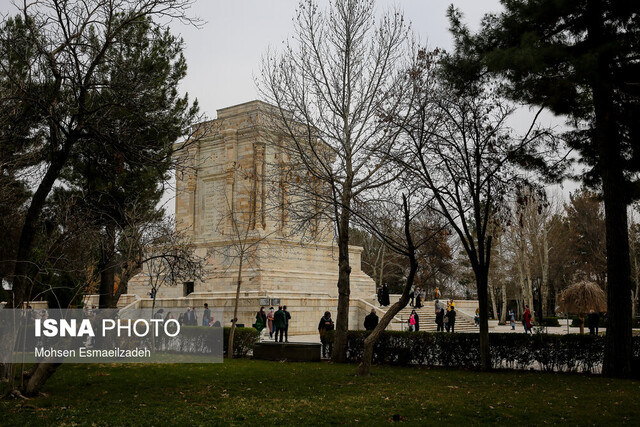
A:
[379, 303, 478, 332]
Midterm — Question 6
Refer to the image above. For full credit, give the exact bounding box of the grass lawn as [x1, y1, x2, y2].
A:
[1, 360, 638, 425]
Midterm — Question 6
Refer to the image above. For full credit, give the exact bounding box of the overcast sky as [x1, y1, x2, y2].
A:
[1, 0, 577, 210]
[171, 0, 503, 119]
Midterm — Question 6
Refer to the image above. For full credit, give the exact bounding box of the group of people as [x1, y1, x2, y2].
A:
[507, 305, 534, 334]
[254, 306, 291, 342]
[434, 299, 457, 332]
[409, 287, 426, 309]
[153, 304, 220, 327]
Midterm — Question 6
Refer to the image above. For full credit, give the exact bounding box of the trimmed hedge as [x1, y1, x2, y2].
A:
[343, 331, 640, 374]
[538, 317, 561, 327]
[223, 327, 259, 357]
[150, 326, 257, 358]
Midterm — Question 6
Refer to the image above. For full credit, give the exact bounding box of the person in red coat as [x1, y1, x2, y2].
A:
[523, 305, 533, 334]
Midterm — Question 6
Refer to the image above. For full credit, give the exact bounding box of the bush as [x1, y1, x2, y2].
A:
[223, 327, 259, 358]
[341, 331, 637, 374]
[539, 317, 561, 327]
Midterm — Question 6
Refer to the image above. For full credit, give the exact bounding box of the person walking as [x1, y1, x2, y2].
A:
[364, 308, 379, 331]
[415, 290, 423, 309]
[436, 307, 445, 332]
[446, 307, 456, 333]
[273, 306, 286, 342]
[509, 309, 516, 330]
[409, 288, 415, 307]
[202, 303, 211, 327]
[434, 286, 440, 300]
[283, 305, 291, 342]
[410, 309, 420, 332]
[318, 311, 334, 358]
[523, 305, 533, 334]
[267, 307, 275, 339]
[255, 307, 267, 336]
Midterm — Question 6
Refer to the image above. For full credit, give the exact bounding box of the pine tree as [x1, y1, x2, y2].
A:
[457, 0, 640, 377]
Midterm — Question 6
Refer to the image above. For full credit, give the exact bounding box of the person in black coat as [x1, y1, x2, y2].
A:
[184, 307, 197, 326]
[364, 308, 379, 331]
[435, 308, 445, 332]
[446, 307, 456, 333]
[380, 284, 390, 307]
[318, 311, 335, 358]
[587, 310, 600, 335]
[283, 306, 292, 342]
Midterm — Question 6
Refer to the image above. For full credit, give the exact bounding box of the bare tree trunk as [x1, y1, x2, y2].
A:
[9, 148, 71, 309]
[500, 282, 507, 324]
[516, 247, 528, 316]
[489, 283, 498, 320]
[517, 298, 523, 318]
[527, 276, 534, 320]
[99, 225, 118, 309]
[227, 256, 244, 359]
[477, 262, 492, 371]
[21, 362, 62, 397]
[332, 189, 352, 363]
[541, 226, 550, 317]
[378, 244, 386, 288]
[579, 315, 585, 335]
[633, 255, 639, 319]
[356, 195, 416, 376]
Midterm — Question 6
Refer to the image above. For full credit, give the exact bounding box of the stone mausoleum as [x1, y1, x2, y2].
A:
[127, 101, 378, 333]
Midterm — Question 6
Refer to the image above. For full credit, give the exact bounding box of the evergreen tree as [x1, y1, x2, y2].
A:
[455, 0, 639, 377]
[61, 17, 198, 308]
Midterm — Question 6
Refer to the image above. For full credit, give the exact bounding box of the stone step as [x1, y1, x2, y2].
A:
[379, 304, 478, 333]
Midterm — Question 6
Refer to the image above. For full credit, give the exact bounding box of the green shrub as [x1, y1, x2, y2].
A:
[341, 331, 637, 374]
[539, 317, 561, 327]
[223, 327, 259, 357]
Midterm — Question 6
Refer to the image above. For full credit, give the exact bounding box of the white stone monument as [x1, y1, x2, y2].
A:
[129, 100, 375, 301]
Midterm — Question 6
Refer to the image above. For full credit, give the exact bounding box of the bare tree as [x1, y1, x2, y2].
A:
[215, 163, 280, 358]
[259, 0, 412, 362]
[351, 185, 445, 375]
[138, 218, 205, 315]
[392, 48, 554, 371]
